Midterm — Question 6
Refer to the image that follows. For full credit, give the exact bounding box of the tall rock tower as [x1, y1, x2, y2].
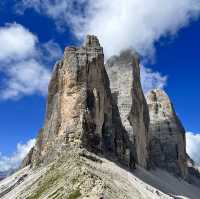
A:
[106, 50, 150, 169]
[146, 89, 188, 177]
[22, 36, 134, 168]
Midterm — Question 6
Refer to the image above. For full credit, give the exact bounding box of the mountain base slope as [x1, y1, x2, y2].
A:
[0, 150, 199, 199]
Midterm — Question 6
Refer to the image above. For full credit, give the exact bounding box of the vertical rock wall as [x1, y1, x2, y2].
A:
[128, 57, 150, 168]
[23, 36, 133, 168]
[106, 50, 150, 168]
[146, 89, 188, 177]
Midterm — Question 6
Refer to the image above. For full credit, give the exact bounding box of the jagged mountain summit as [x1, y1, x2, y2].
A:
[106, 49, 150, 169]
[146, 89, 188, 178]
[0, 36, 200, 199]
[22, 35, 134, 169]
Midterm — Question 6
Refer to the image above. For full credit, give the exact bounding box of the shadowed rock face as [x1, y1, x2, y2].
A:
[106, 50, 136, 138]
[146, 89, 188, 177]
[106, 49, 150, 169]
[22, 36, 134, 168]
[0, 172, 6, 181]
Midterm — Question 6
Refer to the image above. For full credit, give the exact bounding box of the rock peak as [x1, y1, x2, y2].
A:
[146, 89, 174, 117]
[147, 89, 170, 101]
[22, 35, 134, 169]
[106, 50, 150, 168]
[22, 36, 152, 170]
[147, 88, 188, 177]
[85, 35, 101, 48]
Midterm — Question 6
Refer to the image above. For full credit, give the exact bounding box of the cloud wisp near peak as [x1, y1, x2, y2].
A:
[19, 0, 200, 58]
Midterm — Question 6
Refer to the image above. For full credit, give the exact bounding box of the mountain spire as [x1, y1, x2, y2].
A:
[146, 89, 188, 177]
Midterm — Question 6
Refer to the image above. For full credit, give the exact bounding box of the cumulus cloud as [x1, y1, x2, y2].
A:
[0, 139, 36, 172]
[0, 23, 37, 61]
[0, 22, 167, 98]
[18, 0, 200, 58]
[1, 60, 50, 99]
[19, 0, 200, 93]
[41, 40, 63, 63]
[0, 23, 62, 100]
[186, 132, 200, 165]
[141, 65, 167, 94]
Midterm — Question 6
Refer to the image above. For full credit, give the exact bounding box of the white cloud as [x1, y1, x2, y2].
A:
[141, 65, 167, 94]
[1, 60, 50, 99]
[41, 40, 63, 62]
[0, 23, 37, 61]
[0, 139, 36, 172]
[17, 0, 200, 94]
[0, 23, 62, 100]
[186, 132, 200, 165]
[18, 0, 200, 58]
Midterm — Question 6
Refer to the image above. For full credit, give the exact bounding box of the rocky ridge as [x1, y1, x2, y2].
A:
[1, 150, 200, 199]
[0, 35, 200, 199]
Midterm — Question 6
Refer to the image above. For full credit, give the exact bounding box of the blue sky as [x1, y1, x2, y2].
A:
[153, 19, 200, 132]
[0, 0, 200, 170]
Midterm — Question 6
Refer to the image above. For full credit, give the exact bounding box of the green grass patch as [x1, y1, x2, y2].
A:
[27, 172, 62, 199]
[67, 190, 81, 199]
[48, 187, 64, 199]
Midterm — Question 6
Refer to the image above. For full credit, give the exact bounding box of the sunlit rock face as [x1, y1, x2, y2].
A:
[146, 89, 188, 177]
[22, 36, 134, 168]
[106, 50, 150, 169]
[4, 35, 200, 199]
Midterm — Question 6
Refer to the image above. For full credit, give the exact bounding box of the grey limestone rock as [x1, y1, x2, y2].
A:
[22, 36, 134, 169]
[146, 89, 188, 177]
[106, 49, 150, 169]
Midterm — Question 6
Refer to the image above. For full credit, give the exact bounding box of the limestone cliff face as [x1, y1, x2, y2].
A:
[146, 89, 188, 177]
[5, 36, 200, 199]
[128, 57, 150, 169]
[23, 36, 133, 168]
[106, 50, 150, 168]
